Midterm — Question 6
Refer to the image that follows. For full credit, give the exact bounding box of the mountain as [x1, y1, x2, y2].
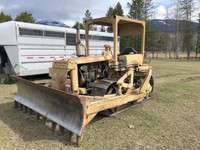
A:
[35, 19, 199, 33]
[35, 20, 70, 28]
[152, 19, 199, 33]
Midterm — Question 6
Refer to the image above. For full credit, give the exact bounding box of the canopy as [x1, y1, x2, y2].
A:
[85, 16, 146, 66]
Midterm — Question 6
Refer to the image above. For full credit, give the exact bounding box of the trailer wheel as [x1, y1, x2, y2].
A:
[0, 51, 7, 74]
[0, 53, 2, 73]
[5, 74, 12, 84]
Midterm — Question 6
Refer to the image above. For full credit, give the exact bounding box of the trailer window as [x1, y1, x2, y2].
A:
[80, 34, 114, 41]
[90, 35, 113, 41]
[44, 31, 65, 38]
[66, 33, 76, 45]
[19, 28, 43, 36]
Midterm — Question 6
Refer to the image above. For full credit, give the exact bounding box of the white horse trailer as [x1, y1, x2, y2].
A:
[0, 21, 117, 79]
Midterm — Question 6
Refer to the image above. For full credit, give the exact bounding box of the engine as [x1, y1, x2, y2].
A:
[78, 61, 108, 88]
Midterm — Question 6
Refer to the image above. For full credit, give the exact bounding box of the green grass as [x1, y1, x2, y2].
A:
[0, 59, 200, 149]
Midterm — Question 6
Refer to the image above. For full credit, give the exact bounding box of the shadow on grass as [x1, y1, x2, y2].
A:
[0, 101, 105, 146]
[22, 74, 50, 81]
[1, 74, 50, 85]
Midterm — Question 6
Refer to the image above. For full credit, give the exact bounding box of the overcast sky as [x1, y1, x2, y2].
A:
[0, 0, 199, 26]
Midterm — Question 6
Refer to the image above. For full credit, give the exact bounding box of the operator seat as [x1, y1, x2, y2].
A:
[121, 47, 137, 55]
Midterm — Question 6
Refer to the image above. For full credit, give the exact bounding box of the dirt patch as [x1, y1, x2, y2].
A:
[180, 76, 200, 82]
[156, 73, 200, 79]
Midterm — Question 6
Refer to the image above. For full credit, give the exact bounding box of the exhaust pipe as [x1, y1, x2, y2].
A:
[76, 24, 85, 57]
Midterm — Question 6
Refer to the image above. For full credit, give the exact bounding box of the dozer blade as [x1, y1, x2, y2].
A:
[11, 75, 84, 136]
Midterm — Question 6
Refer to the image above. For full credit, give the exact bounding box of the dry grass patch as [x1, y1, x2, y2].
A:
[0, 59, 200, 149]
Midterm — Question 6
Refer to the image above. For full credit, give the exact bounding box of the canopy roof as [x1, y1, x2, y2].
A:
[85, 15, 145, 36]
[84, 16, 146, 64]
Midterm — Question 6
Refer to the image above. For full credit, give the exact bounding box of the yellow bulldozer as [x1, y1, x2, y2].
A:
[11, 16, 154, 146]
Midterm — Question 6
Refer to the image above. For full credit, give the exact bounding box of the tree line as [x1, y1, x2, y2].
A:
[0, 11, 35, 23]
[0, 0, 199, 59]
[73, 0, 199, 59]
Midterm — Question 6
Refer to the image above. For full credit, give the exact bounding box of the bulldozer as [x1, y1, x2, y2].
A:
[11, 16, 154, 146]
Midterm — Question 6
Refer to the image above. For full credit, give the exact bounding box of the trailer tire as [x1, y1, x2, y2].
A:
[0, 59, 2, 74]
[0, 51, 7, 74]
[5, 74, 12, 84]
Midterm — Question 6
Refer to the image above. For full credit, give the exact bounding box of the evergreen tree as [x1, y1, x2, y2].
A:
[164, 9, 171, 58]
[83, 10, 92, 25]
[143, 0, 153, 21]
[126, 0, 154, 53]
[0, 12, 12, 23]
[180, 0, 195, 59]
[127, 0, 144, 20]
[15, 11, 35, 23]
[106, 7, 114, 17]
[113, 2, 124, 16]
[182, 21, 194, 59]
[100, 26, 106, 32]
[106, 2, 124, 32]
[196, 14, 200, 58]
[82, 10, 95, 30]
[73, 21, 84, 29]
[127, 0, 153, 20]
[106, 7, 114, 32]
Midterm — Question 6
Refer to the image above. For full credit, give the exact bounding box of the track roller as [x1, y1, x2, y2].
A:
[42, 116, 47, 125]
[51, 121, 57, 131]
[59, 125, 64, 135]
[19, 103, 23, 111]
[36, 113, 40, 120]
[29, 108, 34, 115]
[14, 101, 19, 108]
[24, 106, 28, 113]
[67, 131, 73, 141]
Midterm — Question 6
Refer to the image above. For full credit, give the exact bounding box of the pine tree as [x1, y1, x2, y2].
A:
[143, 0, 153, 20]
[164, 9, 171, 58]
[73, 21, 84, 29]
[0, 12, 12, 23]
[113, 2, 124, 16]
[15, 11, 35, 23]
[127, 0, 144, 20]
[106, 2, 124, 32]
[126, 0, 154, 53]
[144, 0, 154, 55]
[196, 14, 200, 58]
[182, 21, 194, 59]
[106, 7, 114, 17]
[82, 10, 97, 30]
[100, 26, 106, 32]
[106, 7, 114, 33]
[83, 10, 92, 25]
[180, 0, 195, 59]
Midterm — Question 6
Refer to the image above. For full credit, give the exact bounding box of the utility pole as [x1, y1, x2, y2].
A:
[196, 13, 200, 58]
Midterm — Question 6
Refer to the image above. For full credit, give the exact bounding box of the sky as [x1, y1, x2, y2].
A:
[0, 0, 199, 26]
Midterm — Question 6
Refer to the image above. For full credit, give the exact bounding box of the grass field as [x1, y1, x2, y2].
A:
[0, 59, 200, 150]
[148, 51, 200, 60]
